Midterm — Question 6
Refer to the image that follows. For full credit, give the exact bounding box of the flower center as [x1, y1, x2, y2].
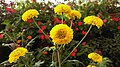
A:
[56, 29, 67, 39]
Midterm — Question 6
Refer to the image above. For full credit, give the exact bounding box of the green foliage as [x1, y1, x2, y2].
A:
[97, 57, 112, 67]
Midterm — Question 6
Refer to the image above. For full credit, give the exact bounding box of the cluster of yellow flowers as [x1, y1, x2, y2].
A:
[87, 52, 103, 67]
[66, 10, 81, 19]
[54, 4, 81, 19]
[22, 9, 39, 21]
[84, 16, 103, 29]
[88, 52, 102, 62]
[8, 47, 28, 63]
[50, 4, 82, 45]
[50, 24, 73, 45]
[54, 4, 71, 15]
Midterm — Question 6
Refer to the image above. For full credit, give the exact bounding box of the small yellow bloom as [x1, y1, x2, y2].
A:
[88, 52, 102, 62]
[50, 24, 73, 45]
[66, 10, 81, 19]
[22, 9, 39, 21]
[87, 65, 96, 67]
[54, 4, 71, 15]
[83, 16, 103, 29]
[8, 47, 28, 63]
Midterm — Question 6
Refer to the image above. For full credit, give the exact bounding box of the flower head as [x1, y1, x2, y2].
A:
[112, 17, 119, 22]
[117, 26, 120, 30]
[0, 34, 4, 39]
[83, 16, 103, 29]
[22, 9, 39, 21]
[66, 10, 81, 19]
[54, 4, 71, 15]
[87, 65, 96, 67]
[50, 24, 73, 45]
[88, 52, 102, 62]
[8, 47, 28, 63]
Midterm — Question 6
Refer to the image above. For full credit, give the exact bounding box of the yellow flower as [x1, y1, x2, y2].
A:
[88, 52, 102, 63]
[66, 10, 81, 19]
[87, 65, 96, 67]
[50, 24, 73, 45]
[54, 4, 71, 15]
[8, 47, 28, 63]
[83, 16, 103, 29]
[22, 9, 39, 21]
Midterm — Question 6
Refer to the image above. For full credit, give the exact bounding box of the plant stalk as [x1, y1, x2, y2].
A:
[33, 18, 51, 42]
[61, 25, 92, 64]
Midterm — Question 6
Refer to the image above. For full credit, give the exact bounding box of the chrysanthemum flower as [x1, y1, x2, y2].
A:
[66, 10, 81, 19]
[22, 9, 39, 21]
[50, 24, 73, 45]
[54, 4, 71, 15]
[8, 47, 28, 63]
[87, 65, 96, 67]
[88, 52, 102, 63]
[83, 16, 103, 29]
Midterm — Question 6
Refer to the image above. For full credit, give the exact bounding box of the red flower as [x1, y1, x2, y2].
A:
[6, 7, 11, 11]
[71, 52, 76, 57]
[55, 18, 62, 23]
[97, 50, 102, 54]
[103, 19, 107, 23]
[117, 26, 120, 30]
[82, 42, 86, 46]
[82, 30, 86, 35]
[112, 17, 119, 22]
[0, 34, 4, 39]
[67, 4, 71, 6]
[78, 22, 82, 26]
[41, 26, 46, 30]
[17, 40, 21, 44]
[11, 9, 17, 13]
[38, 29, 43, 34]
[75, 28, 79, 31]
[41, 8, 44, 10]
[27, 19, 33, 23]
[40, 34, 45, 40]
[27, 36, 32, 40]
[42, 51, 48, 55]
[38, 21, 41, 25]
[73, 48, 77, 52]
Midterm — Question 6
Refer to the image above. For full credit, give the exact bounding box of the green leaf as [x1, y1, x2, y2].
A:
[97, 57, 112, 67]
[2, 20, 9, 25]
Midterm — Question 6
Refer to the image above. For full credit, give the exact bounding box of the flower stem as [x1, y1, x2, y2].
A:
[25, 35, 39, 48]
[61, 25, 92, 64]
[62, 15, 64, 24]
[70, 20, 73, 28]
[33, 18, 51, 42]
[54, 43, 61, 67]
[57, 45, 61, 67]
